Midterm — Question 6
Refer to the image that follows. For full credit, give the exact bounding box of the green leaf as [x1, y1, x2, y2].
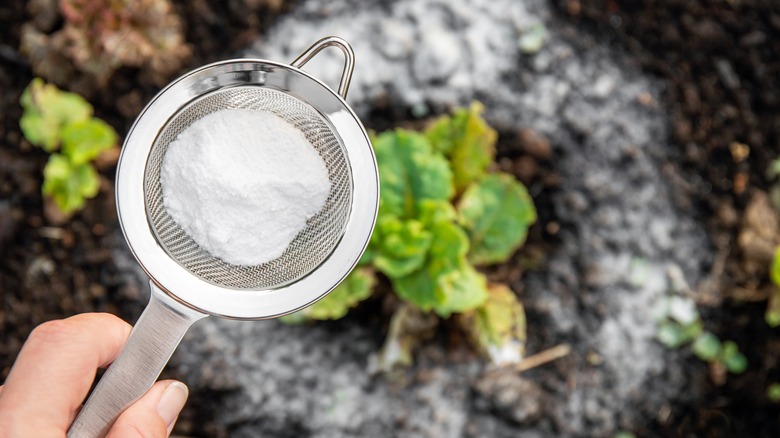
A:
[766, 287, 780, 328]
[20, 112, 60, 152]
[771, 247, 780, 287]
[392, 218, 488, 317]
[425, 102, 496, 193]
[392, 265, 439, 311]
[458, 173, 537, 265]
[767, 383, 780, 403]
[427, 216, 469, 261]
[408, 220, 472, 316]
[391, 217, 468, 313]
[720, 341, 748, 374]
[373, 216, 432, 278]
[42, 154, 100, 214]
[418, 199, 458, 225]
[21, 78, 93, 123]
[656, 320, 699, 349]
[724, 354, 748, 374]
[691, 332, 721, 361]
[391, 216, 466, 311]
[19, 78, 93, 151]
[373, 130, 454, 219]
[45, 90, 93, 126]
[282, 268, 377, 322]
[459, 283, 526, 364]
[519, 23, 548, 55]
[433, 262, 488, 316]
[61, 118, 118, 165]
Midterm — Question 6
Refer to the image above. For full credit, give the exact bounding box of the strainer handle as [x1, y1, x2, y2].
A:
[291, 36, 355, 99]
[67, 282, 207, 438]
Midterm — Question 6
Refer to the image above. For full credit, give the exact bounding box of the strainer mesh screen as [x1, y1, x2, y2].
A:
[144, 86, 352, 289]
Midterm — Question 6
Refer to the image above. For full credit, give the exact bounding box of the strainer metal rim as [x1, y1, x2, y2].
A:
[116, 57, 378, 319]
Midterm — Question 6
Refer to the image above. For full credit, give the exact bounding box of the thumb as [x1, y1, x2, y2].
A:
[106, 380, 189, 438]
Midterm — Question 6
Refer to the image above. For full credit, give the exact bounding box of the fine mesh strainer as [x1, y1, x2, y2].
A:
[146, 87, 353, 289]
[68, 36, 378, 437]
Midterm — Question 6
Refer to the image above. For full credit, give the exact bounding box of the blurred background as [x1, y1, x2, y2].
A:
[1, 0, 779, 436]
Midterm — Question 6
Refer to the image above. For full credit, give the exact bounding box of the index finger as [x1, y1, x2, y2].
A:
[0, 313, 132, 435]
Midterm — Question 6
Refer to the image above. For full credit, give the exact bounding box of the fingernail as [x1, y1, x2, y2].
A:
[157, 381, 189, 429]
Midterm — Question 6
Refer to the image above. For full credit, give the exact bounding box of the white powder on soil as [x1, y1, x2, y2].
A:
[160, 109, 330, 266]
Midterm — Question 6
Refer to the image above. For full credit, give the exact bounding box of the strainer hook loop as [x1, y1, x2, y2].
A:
[291, 36, 355, 99]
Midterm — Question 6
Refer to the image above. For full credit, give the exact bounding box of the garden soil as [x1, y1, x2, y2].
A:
[0, 0, 778, 437]
[561, 0, 780, 435]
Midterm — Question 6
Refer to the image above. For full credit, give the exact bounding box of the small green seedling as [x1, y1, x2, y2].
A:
[20, 78, 118, 215]
[284, 103, 537, 368]
[656, 295, 747, 375]
[691, 332, 721, 361]
[518, 23, 547, 55]
[719, 341, 748, 374]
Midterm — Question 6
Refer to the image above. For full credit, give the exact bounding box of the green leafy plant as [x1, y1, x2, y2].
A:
[20, 78, 118, 215]
[655, 295, 747, 375]
[284, 103, 537, 368]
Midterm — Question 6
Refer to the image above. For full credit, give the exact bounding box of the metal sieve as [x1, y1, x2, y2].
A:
[146, 87, 352, 289]
[68, 37, 378, 437]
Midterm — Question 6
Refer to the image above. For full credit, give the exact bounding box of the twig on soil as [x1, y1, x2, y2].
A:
[516, 344, 572, 372]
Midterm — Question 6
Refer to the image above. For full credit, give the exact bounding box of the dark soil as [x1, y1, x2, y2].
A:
[0, 0, 293, 433]
[2, 0, 779, 436]
[0, 0, 129, 380]
[555, 0, 780, 435]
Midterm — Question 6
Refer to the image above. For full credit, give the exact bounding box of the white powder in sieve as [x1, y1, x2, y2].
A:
[160, 108, 330, 266]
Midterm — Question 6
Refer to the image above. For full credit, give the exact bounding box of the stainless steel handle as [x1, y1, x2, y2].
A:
[67, 282, 207, 437]
[291, 36, 355, 99]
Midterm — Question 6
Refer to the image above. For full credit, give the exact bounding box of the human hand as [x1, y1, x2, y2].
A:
[0, 313, 188, 437]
